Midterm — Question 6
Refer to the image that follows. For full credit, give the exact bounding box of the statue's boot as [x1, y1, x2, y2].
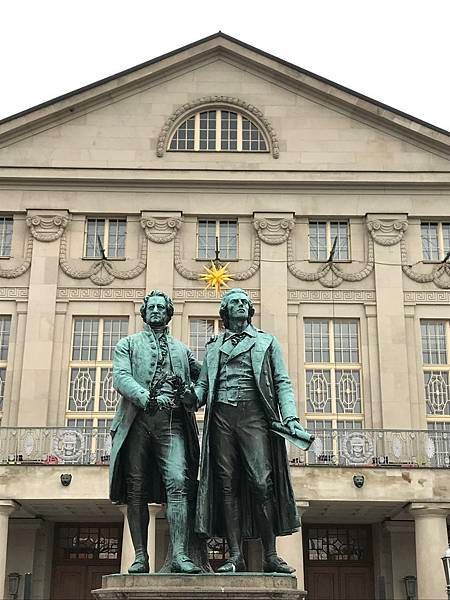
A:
[258, 499, 295, 574]
[167, 494, 201, 574]
[217, 496, 246, 573]
[127, 503, 150, 573]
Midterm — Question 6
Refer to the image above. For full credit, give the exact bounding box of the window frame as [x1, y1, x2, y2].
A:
[66, 317, 128, 427]
[421, 319, 450, 422]
[189, 317, 223, 362]
[0, 315, 11, 420]
[421, 221, 450, 263]
[196, 219, 239, 261]
[167, 108, 270, 154]
[83, 217, 127, 260]
[0, 216, 13, 258]
[303, 318, 364, 429]
[308, 220, 351, 262]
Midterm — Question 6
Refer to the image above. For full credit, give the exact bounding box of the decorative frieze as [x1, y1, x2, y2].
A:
[253, 218, 294, 245]
[0, 236, 33, 279]
[26, 214, 69, 242]
[156, 95, 280, 158]
[56, 288, 146, 301]
[140, 217, 182, 243]
[0, 287, 29, 299]
[367, 217, 408, 246]
[288, 290, 376, 303]
[401, 239, 450, 289]
[404, 291, 450, 304]
[173, 288, 260, 302]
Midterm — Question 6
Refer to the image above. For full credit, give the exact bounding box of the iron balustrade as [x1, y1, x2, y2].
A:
[0, 427, 449, 468]
[289, 428, 450, 468]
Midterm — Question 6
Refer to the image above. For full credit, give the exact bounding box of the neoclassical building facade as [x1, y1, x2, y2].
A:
[0, 33, 449, 600]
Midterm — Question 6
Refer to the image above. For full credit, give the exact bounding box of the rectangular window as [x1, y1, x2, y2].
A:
[189, 318, 223, 361]
[197, 220, 238, 260]
[421, 320, 450, 421]
[0, 316, 11, 414]
[309, 221, 350, 261]
[304, 319, 363, 427]
[0, 217, 13, 257]
[84, 218, 127, 259]
[421, 222, 450, 261]
[67, 317, 128, 427]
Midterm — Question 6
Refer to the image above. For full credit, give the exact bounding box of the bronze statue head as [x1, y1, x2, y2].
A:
[219, 288, 255, 329]
[140, 290, 174, 326]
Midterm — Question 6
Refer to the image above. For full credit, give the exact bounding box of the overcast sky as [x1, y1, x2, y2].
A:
[1, 0, 449, 131]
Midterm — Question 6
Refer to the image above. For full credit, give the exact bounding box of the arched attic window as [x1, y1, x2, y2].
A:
[168, 108, 268, 152]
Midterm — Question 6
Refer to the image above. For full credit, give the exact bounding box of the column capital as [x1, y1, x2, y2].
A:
[140, 212, 182, 244]
[253, 212, 295, 245]
[26, 210, 69, 242]
[0, 500, 19, 516]
[409, 502, 450, 518]
[366, 213, 408, 246]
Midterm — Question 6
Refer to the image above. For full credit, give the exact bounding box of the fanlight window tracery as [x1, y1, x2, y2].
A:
[168, 109, 268, 153]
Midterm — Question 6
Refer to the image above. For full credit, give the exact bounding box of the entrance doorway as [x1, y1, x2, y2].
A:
[303, 525, 374, 600]
[51, 523, 122, 600]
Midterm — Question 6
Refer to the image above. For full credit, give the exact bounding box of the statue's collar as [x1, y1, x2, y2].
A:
[143, 323, 169, 336]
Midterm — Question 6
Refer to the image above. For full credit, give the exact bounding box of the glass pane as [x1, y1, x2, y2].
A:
[336, 370, 361, 413]
[219, 220, 237, 260]
[424, 371, 450, 415]
[199, 111, 216, 150]
[198, 220, 217, 259]
[242, 118, 267, 151]
[0, 316, 11, 361]
[304, 319, 330, 362]
[85, 219, 105, 258]
[0, 368, 5, 411]
[221, 111, 238, 151]
[169, 116, 195, 150]
[334, 320, 359, 363]
[99, 368, 120, 411]
[0, 217, 13, 256]
[330, 221, 349, 260]
[443, 224, 450, 256]
[107, 219, 126, 258]
[68, 368, 96, 411]
[189, 319, 215, 360]
[306, 369, 332, 412]
[72, 319, 99, 361]
[102, 318, 128, 360]
[421, 321, 447, 364]
[421, 223, 439, 261]
[309, 222, 327, 261]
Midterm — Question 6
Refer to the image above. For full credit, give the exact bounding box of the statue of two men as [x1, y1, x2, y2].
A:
[110, 288, 307, 574]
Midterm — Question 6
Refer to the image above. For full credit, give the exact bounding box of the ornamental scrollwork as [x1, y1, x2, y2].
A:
[140, 217, 182, 243]
[156, 96, 280, 158]
[59, 234, 147, 286]
[173, 234, 261, 281]
[26, 215, 69, 242]
[0, 236, 33, 279]
[287, 236, 374, 288]
[401, 238, 450, 289]
[367, 218, 408, 246]
[253, 218, 294, 245]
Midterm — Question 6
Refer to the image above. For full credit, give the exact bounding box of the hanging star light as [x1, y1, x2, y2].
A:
[199, 261, 234, 296]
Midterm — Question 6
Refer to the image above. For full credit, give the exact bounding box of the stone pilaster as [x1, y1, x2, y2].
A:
[409, 503, 450, 600]
[141, 212, 182, 298]
[254, 213, 294, 352]
[17, 211, 69, 426]
[0, 500, 18, 599]
[367, 214, 410, 428]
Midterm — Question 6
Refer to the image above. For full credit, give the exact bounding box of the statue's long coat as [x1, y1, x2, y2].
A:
[194, 324, 300, 539]
[109, 325, 201, 505]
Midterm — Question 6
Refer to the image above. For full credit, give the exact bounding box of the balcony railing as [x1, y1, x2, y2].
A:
[0, 427, 111, 466]
[0, 427, 449, 469]
[289, 428, 450, 469]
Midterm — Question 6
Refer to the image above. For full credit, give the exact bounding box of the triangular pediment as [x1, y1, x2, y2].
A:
[0, 33, 448, 171]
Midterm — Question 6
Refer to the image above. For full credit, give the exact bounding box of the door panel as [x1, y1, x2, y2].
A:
[87, 565, 118, 597]
[340, 567, 374, 600]
[307, 566, 339, 600]
[52, 566, 86, 600]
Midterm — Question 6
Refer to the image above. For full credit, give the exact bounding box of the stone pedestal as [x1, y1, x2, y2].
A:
[92, 573, 307, 600]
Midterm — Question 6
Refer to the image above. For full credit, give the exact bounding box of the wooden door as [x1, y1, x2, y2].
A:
[52, 565, 86, 600]
[87, 565, 119, 596]
[306, 565, 374, 600]
[339, 567, 374, 600]
[307, 566, 339, 600]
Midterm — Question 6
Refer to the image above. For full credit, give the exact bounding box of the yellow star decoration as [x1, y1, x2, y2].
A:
[199, 262, 234, 296]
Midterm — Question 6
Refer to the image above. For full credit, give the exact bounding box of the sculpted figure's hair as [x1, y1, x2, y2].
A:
[140, 290, 174, 324]
[219, 288, 255, 329]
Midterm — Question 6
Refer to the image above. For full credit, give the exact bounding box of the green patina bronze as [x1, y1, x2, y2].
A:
[109, 290, 202, 574]
[194, 288, 313, 573]
[110, 287, 313, 575]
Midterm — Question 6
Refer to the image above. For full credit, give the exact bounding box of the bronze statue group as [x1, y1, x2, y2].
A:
[110, 288, 312, 575]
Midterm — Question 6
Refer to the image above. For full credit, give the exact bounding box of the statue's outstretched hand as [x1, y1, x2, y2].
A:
[286, 418, 306, 437]
[181, 384, 199, 411]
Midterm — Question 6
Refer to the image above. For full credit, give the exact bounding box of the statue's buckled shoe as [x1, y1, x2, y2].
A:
[171, 554, 201, 574]
[263, 555, 295, 574]
[216, 555, 246, 573]
[128, 552, 149, 574]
